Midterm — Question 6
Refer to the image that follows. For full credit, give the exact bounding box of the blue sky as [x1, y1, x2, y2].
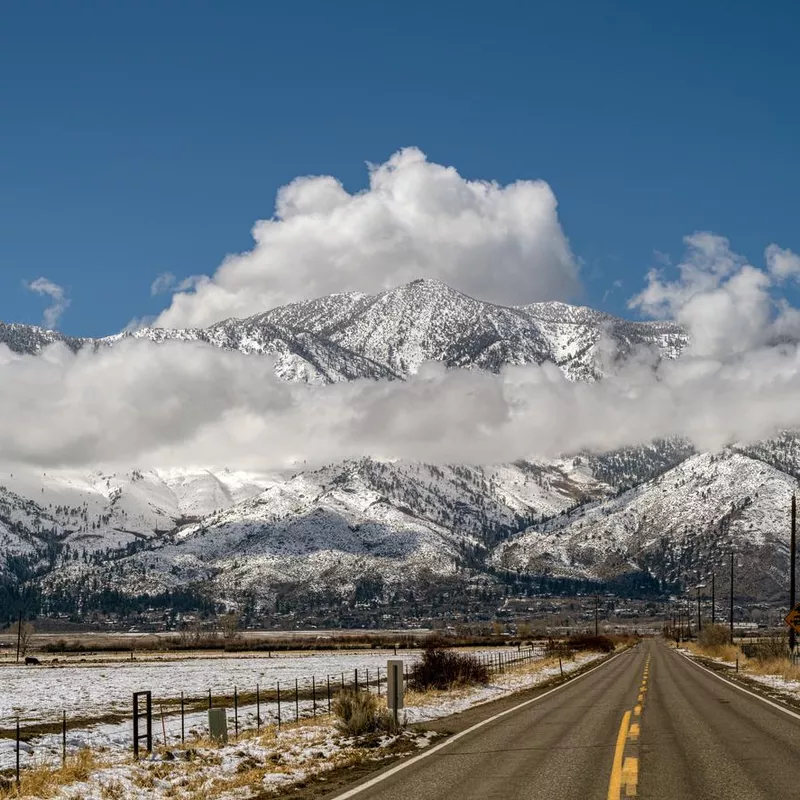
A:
[1, 0, 799, 337]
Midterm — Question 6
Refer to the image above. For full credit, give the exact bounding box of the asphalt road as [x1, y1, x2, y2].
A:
[328, 640, 800, 800]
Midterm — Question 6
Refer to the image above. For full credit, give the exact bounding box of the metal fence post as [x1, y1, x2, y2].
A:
[327, 675, 332, 713]
[277, 682, 281, 730]
[234, 686, 239, 738]
[180, 692, 185, 744]
[62, 710, 66, 765]
[256, 683, 261, 730]
[16, 717, 20, 788]
[295, 678, 299, 721]
[312, 677, 316, 718]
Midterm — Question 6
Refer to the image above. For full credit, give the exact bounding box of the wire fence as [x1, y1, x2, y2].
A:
[2, 644, 552, 786]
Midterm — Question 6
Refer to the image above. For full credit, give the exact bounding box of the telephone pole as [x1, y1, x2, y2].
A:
[791, 494, 797, 653]
[711, 572, 716, 625]
[729, 551, 734, 642]
[594, 595, 599, 636]
[696, 586, 702, 634]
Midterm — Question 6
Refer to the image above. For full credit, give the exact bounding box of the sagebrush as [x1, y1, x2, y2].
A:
[333, 690, 398, 736]
[565, 634, 615, 653]
[409, 647, 489, 690]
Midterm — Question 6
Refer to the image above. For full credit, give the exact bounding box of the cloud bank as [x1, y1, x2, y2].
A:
[154, 147, 579, 329]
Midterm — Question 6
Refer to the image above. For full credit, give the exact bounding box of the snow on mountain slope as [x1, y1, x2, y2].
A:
[0, 322, 85, 355]
[495, 449, 795, 597]
[0, 467, 278, 565]
[43, 468, 476, 600]
[40, 457, 613, 601]
[1, 279, 687, 385]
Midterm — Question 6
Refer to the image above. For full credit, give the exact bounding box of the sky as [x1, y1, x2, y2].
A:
[1, 1, 799, 337]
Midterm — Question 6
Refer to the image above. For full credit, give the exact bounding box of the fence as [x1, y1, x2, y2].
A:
[2, 644, 551, 785]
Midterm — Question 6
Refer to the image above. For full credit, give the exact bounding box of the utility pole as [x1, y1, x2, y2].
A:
[791, 494, 797, 653]
[15, 611, 22, 664]
[594, 595, 599, 637]
[729, 551, 734, 642]
[711, 572, 715, 626]
[696, 586, 702, 634]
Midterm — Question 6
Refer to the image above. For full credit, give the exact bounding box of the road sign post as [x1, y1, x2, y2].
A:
[386, 659, 404, 725]
[784, 603, 800, 639]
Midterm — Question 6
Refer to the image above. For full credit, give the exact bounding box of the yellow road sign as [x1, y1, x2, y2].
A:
[784, 604, 800, 633]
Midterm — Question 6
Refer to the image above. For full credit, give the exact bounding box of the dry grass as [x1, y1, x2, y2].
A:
[687, 641, 741, 662]
[745, 657, 800, 682]
[0, 749, 97, 799]
[688, 639, 800, 683]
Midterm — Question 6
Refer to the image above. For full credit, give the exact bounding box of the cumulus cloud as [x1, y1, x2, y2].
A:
[629, 233, 800, 358]
[25, 278, 70, 330]
[154, 147, 579, 329]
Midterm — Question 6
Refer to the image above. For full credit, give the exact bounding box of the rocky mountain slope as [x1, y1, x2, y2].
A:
[495, 449, 796, 601]
[2, 279, 687, 383]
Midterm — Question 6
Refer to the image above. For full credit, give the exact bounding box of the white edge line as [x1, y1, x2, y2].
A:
[329, 648, 629, 799]
[678, 650, 800, 722]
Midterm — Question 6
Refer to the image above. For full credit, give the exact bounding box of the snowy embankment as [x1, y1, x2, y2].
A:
[0, 650, 609, 799]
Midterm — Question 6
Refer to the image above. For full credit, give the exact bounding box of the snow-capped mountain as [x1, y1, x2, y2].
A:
[2, 279, 687, 383]
[2, 280, 798, 615]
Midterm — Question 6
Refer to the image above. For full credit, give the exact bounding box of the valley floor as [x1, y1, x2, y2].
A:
[0, 650, 604, 799]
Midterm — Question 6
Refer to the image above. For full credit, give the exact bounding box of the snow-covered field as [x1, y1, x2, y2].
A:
[0, 650, 608, 798]
[0, 651, 421, 726]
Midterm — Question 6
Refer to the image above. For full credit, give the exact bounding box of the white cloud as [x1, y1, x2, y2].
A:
[766, 244, 800, 281]
[4, 329, 800, 471]
[628, 234, 800, 359]
[154, 147, 579, 329]
[24, 278, 70, 330]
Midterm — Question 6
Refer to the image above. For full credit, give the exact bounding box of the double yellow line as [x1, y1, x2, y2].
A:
[607, 654, 650, 799]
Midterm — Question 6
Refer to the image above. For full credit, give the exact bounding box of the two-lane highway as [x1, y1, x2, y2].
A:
[327, 641, 800, 799]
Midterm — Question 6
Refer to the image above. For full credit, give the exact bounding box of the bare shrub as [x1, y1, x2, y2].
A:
[698, 624, 731, 648]
[333, 690, 398, 736]
[566, 634, 615, 653]
[409, 647, 489, 691]
[745, 636, 789, 662]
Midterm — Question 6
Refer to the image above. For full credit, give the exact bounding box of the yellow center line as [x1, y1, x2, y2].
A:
[607, 710, 632, 800]
[608, 654, 649, 799]
[622, 757, 639, 796]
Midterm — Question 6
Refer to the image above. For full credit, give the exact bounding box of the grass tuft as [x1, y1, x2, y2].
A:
[0, 749, 96, 799]
[332, 690, 399, 736]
